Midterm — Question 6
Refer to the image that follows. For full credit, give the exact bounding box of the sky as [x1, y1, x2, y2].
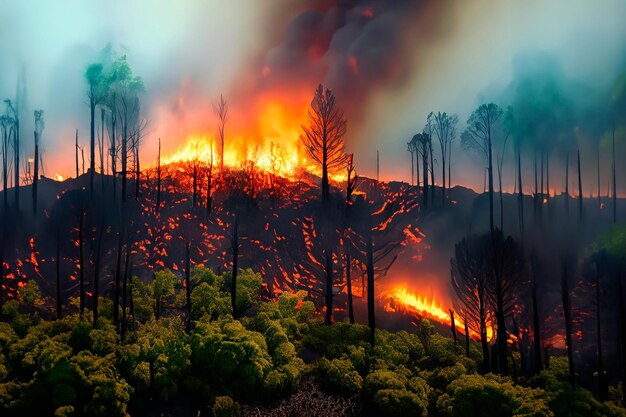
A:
[0, 0, 625, 193]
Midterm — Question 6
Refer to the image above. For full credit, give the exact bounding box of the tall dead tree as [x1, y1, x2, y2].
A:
[430, 111, 458, 204]
[32, 110, 44, 215]
[451, 233, 491, 371]
[1, 112, 14, 211]
[214, 94, 228, 173]
[577, 147, 583, 221]
[4, 99, 19, 211]
[462, 103, 504, 233]
[156, 138, 162, 210]
[206, 146, 215, 216]
[612, 125, 617, 223]
[301, 84, 349, 207]
[231, 215, 239, 319]
[561, 261, 575, 388]
[344, 154, 357, 324]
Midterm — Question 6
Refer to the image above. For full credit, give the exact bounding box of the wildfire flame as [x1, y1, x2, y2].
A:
[161, 99, 346, 181]
[383, 285, 493, 342]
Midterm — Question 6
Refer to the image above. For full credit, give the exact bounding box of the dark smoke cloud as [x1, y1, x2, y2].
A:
[248, 0, 451, 118]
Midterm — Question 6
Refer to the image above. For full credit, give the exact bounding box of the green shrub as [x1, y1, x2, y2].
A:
[373, 388, 428, 417]
[212, 395, 241, 417]
[317, 356, 363, 394]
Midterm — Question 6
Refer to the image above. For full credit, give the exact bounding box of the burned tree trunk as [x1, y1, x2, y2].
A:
[156, 138, 161, 211]
[577, 148, 583, 222]
[185, 240, 191, 314]
[517, 147, 524, 237]
[56, 227, 62, 320]
[561, 263, 575, 388]
[366, 227, 375, 345]
[324, 248, 334, 325]
[113, 220, 125, 330]
[565, 152, 569, 216]
[532, 261, 542, 373]
[449, 309, 457, 344]
[100, 108, 105, 191]
[595, 267, 606, 401]
[121, 243, 130, 341]
[231, 217, 239, 319]
[464, 311, 470, 357]
[612, 126, 617, 223]
[92, 220, 104, 326]
[346, 253, 354, 324]
[78, 211, 85, 318]
[75, 129, 79, 178]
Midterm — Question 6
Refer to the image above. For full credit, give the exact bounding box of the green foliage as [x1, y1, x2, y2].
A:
[373, 388, 428, 417]
[0, 267, 623, 417]
[120, 317, 190, 402]
[440, 374, 552, 417]
[317, 357, 363, 394]
[212, 396, 241, 417]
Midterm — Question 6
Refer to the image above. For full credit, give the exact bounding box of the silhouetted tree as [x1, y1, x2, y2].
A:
[85, 63, 106, 195]
[430, 111, 458, 204]
[301, 84, 349, 207]
[4, 99, 19, 211]
[451, 233, 492, 371]
[214, 94, 228, 173]
[561, 260, 576, 388]
[462, 103, 504, 233]
[156, 138, 162, 210]
[344, 154, 357, 324]
[231, 215, 239, 318]
[1, 111, 14, 210]
[32, 110, 43, 215]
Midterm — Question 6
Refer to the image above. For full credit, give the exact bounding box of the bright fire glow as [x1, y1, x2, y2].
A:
[55, 174, 64, 182]
[384, 285, 493, 341]
[161, 100, 347, 181]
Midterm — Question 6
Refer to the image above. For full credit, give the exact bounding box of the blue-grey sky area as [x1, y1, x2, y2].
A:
[0, 0, 625, 193]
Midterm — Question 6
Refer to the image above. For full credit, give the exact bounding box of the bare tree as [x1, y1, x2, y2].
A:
[430, 112, 458, 204]
[301, 84, 349, 206]
[1, 112, 14, 210]
[451, 233, 492, 371]
[462, 103, 504, 233]
[32, 110, 44, 215]
[344, 154, 357, 324]
[4, 99, 19, 211]
[214, 94, 228, 173]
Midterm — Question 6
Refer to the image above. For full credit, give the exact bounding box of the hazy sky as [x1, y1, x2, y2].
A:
[1, 0, 625, 192]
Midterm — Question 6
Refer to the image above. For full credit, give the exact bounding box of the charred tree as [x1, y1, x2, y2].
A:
[345, 154, 357, 324]
[92, 218, 104, 325]
[5, 100, 19, 211]
[185, 240, 191, 315]
[231, 216, 239, 319]
[121, 243, 131, 341]
[577, 147, 583, 222]
[156, 138, 162, 211]
[452, 233, 491, 372]
[531, 258, 542, 373]
[206, 147, 214, 216]
[612, 125, 617, 223]
[214, 94, 228, 173]
[32, 110, 43, 215]
[561, 262, 576, 388]
[301, 84, 349, 207]
[56, 227, 62, 320]
[449, 309, 457, 343]
[431, 112, 458, 204]
[0, 113, 13, 211]
[78, 210, 85, 318]
[75, 129, 80, 178]
[462, 103, 504, 233]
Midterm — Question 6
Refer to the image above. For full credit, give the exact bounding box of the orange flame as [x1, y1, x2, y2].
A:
[383, 285, 493, 342]
[161, 99, 347, 181]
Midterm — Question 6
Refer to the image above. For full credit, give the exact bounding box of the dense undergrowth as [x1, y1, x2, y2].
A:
[0, 266, 624, 417]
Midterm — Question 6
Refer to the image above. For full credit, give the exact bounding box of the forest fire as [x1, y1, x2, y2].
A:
[383, 285, 493, 342]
